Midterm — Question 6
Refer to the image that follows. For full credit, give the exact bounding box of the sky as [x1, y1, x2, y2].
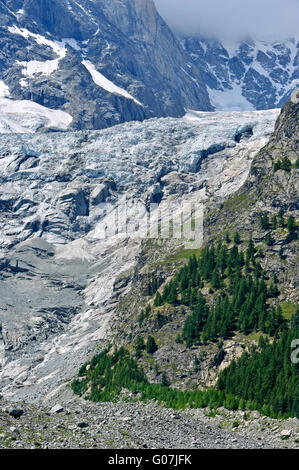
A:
[154, 0, 299, 42]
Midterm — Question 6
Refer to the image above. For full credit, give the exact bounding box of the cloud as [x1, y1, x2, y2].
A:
[154, 0, 299, 41]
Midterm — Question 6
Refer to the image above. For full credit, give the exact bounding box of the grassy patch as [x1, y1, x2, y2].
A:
[163, 248, 200, 264]
[222, 192, 252, 211]
[281, 302, 298, 320]
[246, 331, 267, 343]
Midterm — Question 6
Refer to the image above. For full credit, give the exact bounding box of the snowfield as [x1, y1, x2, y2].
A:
[0, 80, 73, 132]
[0, 98, 73, 133]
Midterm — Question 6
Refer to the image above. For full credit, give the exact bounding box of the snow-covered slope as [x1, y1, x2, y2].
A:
[181, 36, 299, 111]
[0, 80, 72, 133]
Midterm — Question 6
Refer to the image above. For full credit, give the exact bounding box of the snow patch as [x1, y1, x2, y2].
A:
[82, 60, 142, 106]
[8, 25, 81, 79]
[0, 98, 73, 133]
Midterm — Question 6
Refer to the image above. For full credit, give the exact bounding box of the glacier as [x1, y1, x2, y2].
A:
[0, 108, 280, 402]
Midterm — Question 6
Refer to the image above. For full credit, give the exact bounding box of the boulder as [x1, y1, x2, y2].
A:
[50, 404, 64, 414]
[8, 408, 24, 419]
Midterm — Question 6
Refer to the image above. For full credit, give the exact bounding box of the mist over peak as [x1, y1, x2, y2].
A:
[154, 0, 299, 42]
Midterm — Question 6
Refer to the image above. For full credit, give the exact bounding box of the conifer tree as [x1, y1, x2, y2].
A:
[287, 215, 296, 235]
[154, 291, 163, 307]
[146, 336, 158, 354]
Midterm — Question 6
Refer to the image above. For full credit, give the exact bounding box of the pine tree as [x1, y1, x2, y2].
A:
[265, 232, 274, 246]
[260, 213, 270, 230]
[146, 336, 158, 354]
[154, 291, 163, 307]
[161, 372, 169, 386]
[135, 336, 145, 359]
[281, 157, 291, 171]
[233, 231, 241, 245]
[287, 215, 296, 235]
[278, 209, 285, 228]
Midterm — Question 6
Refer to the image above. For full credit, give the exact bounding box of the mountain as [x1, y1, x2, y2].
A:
[2, 1, 299, 132]
[0, 92, 297, 448]
[181, 36, 299, 111]
[0, 1, 298, 449]
[68, 90, 298, 422]
[0, 0, 211, 131]
[0, 107, 280, 402]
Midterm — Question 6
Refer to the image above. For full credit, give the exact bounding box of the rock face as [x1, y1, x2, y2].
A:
[243, 88, 299, 210]
[1, 1, 298, 131]
[181, 36, 299, 110]
[0, 109, 279, 402]
[0, 0, 211, 131]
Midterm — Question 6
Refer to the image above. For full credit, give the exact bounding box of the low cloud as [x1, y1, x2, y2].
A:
[154, 0, 299, 41]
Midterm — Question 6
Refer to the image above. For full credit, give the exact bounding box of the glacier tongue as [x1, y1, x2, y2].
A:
[0, 109, 280, 402]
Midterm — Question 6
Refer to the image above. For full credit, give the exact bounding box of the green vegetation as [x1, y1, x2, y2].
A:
[156, 236, 287, 346]
[281, 302, 298, 320]
[146, 336, 158, 354]
[72, 228, 298, 421]
[135, 336, 145, 359]
[72, 346, 232, 410]
[138, 305, 151, 327]
[259, 211, 297, 236]
[72, 336, 298, 418]
[274, 157, 292, 172]
[217, 313, 299, 418]
[287, 215, 296, 235]
[164, 249, 200, 263]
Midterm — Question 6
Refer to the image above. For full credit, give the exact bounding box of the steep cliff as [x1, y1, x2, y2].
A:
[0, 0, 211, 131]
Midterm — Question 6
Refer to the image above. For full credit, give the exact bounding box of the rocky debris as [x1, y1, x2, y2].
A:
[0, 397, 297, 449]
[281, 430, 292, 439]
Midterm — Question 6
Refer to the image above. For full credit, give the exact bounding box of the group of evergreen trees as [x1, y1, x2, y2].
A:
[259, 210, 296, 236]
[273, 157, 292, 172]
[72, 335, 298, 418]
[71, 230, 298, 420]
[217, 312, 299, 418]
[154, 237, 287, 347]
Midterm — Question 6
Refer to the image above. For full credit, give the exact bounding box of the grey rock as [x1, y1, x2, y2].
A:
[181, 36, 299, 111]
[9, 427, 20, 435]
[0, 0, 211, 132]
[8, 408, 24, 419]
[0, 108, 279, 404]
[77, 422, 89, 429]
[50, 404, 64, 414]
